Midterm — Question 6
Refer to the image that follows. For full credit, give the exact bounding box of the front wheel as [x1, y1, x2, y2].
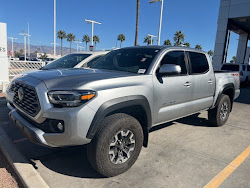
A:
[87, 113, 143, 177]
[208, 94, 231, 127]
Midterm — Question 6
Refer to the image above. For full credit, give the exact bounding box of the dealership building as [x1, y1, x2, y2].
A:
[213, 0, 250, 70]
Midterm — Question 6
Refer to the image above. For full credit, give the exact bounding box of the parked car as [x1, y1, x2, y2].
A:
[41, 51, 109, 70]
[6, 46, 240, 177]
[220, 63, 250, 85]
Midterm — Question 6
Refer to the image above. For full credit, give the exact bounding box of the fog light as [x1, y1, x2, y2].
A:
[57, 122, 64, 131]
[48, 120, 65, 133]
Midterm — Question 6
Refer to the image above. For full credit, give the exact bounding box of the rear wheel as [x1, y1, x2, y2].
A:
[87, 113, 143, 177]
[208, 94, 231, 127]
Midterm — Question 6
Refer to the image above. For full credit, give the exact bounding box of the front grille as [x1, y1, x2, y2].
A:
[13, 81, 40, 117]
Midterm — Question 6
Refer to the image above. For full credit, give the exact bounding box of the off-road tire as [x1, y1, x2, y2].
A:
[208, 94, 231, 127]
[87, 113, 143, 177]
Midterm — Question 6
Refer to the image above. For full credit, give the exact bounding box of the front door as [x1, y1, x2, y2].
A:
[152, 50, 193, 126]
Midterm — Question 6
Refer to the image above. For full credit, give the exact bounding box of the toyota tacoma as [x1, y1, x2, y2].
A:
[6, 46, 240, 177]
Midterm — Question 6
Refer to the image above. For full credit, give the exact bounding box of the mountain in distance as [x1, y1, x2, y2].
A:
[7, 41, 77, 56]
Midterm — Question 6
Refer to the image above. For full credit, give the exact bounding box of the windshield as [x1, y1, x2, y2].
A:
[221, 64, 240, 71]
[90, 48, 160, 74]
[42, 54, 91, 70]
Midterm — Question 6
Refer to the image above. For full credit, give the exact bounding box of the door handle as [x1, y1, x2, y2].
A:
[208, 80, 213, 84]
[184, 82, 192, 87]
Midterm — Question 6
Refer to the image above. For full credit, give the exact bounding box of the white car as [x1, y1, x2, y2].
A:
[220, 63, 250, 85]
[41, 51, 110, 70]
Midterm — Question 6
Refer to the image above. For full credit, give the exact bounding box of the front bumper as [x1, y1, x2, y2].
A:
[8, 103, 94, 147]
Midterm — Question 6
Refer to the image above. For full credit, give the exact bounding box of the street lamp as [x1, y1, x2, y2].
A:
[148, 34, 157, 45]
[53, 0, 57, 58]
[84, 19, 101, 47]
[74, 40, 82, 52]
[8, 37, 17, 57]
[149, 0, 164, 45]
[19, 31, 31, 61]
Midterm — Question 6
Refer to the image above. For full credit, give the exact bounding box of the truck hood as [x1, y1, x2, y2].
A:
[24, 68, 137, 90]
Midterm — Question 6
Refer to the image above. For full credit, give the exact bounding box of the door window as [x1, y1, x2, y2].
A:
[189, 52, 209, 74]
[160, 51, 187, 75]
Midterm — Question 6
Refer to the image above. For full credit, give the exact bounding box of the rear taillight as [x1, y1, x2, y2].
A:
[240, 71, 243, 76]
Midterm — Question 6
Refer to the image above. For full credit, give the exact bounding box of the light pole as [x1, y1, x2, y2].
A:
[28, 22, 30, 58]
[74, 40, 82, 52]
[19, 31, 30, 61]
[54, 0, 56, 58]
[149, 0, 164, 45]
[8, 37, 17, 57]
[84, 19, 101, 46]
[51, 42, 58, 57]
[148, 34, 157, 45]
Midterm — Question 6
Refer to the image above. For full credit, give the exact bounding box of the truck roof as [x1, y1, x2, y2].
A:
[121, 45, 207, 54]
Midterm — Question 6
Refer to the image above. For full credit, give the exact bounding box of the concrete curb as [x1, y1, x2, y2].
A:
[0, 127, 49, 188]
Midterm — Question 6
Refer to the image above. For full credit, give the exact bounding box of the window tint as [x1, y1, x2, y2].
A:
[221, 64, 239, 71]
[160, 51, 187, 75]
[86, 56, 103, 67]
[247, 66, 250, 71]
[189, 52, 209, 74]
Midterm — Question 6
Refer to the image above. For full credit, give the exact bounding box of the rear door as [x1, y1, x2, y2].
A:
[187, 51, 215, 113]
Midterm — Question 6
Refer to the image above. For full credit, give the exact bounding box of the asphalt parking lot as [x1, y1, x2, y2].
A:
[0, 88, 250, 188]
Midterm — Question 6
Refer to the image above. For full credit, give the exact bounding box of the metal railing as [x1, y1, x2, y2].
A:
[9, 60, 46, 77]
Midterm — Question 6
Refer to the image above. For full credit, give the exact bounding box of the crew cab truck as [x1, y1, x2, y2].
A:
[6, 46, 240, 177]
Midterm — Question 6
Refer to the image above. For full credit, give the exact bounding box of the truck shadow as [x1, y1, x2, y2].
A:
[150, 113, 213, 134]
[31, 145, 105, 179]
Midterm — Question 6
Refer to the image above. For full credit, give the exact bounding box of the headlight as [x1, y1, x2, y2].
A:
[48, 90, 96, 107]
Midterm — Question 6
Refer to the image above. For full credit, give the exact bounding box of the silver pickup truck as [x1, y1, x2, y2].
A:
[6, 46, 240, 177]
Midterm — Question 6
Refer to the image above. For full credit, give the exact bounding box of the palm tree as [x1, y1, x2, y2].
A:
[144, 36, 152, 45]
[184, 42, 190, 47]
[82, 35, 90, 50]
[230, 56, 236, 63]
[195, 44, 202, 50]
[208, 50, 214, 57]
[117, 34, 126, 48]
[57, 30, 67, 56]
[164, 39, 172, 45]
[93, 35, 100, 50]
[174, 31, 185, 46]
[134, 0, 140, 46]
[67, 33, 76, 54]
[39, 53, 48, 61]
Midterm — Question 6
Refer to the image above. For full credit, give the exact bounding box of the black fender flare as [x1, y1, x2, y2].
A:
[86, 95, 152, 141]
[214, 83, 235, 111]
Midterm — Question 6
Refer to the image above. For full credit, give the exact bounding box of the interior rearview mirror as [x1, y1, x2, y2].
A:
[158, 64, 181, 76]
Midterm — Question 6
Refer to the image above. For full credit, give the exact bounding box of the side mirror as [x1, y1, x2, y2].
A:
[158, 64, 181, 76]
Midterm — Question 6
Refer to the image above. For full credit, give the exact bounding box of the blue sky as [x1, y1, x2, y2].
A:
[0, 0, 239, 60]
